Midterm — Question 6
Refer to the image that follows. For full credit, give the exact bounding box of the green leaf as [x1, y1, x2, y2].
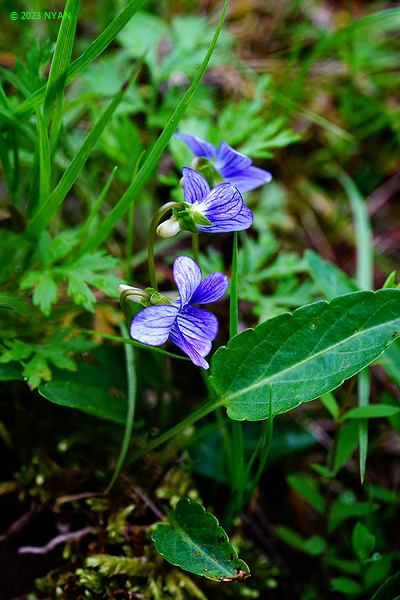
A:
[152, 498, 250, 581]
[287, 473, 326, 514]
[38, 381, 127, 424]
[210, 290, 400, 421]
[351, 522, 375, 560]
[333, 421, 359, 472]
[341, 405, 400, 420]
[0, 362, 24, 381]
[20, 271, 58, 316]
[306, 249, 358, 299]
[276, 526, 326, 555]
[320, 391, 340, 419]
[331, 577, 363, 595]
[370, 570, 400, 600]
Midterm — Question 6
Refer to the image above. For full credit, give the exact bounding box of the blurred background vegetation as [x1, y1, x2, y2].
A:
[0, 0, 399, 598]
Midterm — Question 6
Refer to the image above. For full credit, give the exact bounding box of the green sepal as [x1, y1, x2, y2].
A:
[193, 212, 212, 226]
[145, 287, 173, 306]
[173, 206, 198, 234]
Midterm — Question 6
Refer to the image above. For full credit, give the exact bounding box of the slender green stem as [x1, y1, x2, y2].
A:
[192, 233, 199, 264]
[63, 325, 189, 360]
[228, 231, 245, 520]
[119, 288, 149, 323]
[230, 232, 239, 338]
[147, 202, 182, 290]
[127, 397, 220, 464]
[106, 319, 136, 493]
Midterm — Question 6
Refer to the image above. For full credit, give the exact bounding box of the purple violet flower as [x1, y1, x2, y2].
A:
[130, 256, 229, 369]
[177, 166, 253, 233]
[175, 133, 272, 193]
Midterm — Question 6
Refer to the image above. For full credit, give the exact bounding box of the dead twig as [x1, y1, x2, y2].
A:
[18, 526, 98, 554]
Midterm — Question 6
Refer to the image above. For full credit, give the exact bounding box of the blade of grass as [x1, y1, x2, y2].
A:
[78, 166, 118, 241]
[77, 0, 230, 257]
[245, 386, 274, 504]
[338, 169, 373, 483]
[292, 8, 400, 103]
[270, 88, 354, 141]
[13, 0, 148, 120]
[25, 58, 144, 239]
[0, 104, 37, 144]
[0, 81, 19, 200]
[106, 319, 136, 493]
[35, 106, 51, 209]
[43, 0, 80, 147]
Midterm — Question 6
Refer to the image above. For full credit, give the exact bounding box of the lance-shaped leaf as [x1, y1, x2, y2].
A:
[210, 289, 400, 421]
[152, 498, 250, 581]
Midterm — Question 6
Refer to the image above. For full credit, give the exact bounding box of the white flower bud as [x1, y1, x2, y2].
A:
[118, 284, 150, 304]
[156, 216, 181, 238]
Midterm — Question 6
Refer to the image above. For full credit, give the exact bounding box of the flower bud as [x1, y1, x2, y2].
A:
[118, 284, 150, 305]
[156, 216, 181, 238]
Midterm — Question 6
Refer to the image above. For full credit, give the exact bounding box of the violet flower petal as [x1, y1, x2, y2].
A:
[170, 321, 210, 369]
[227, 165, 273, 194]
[182, 167, 210, 205]
[174, 133, 215, 161]
[190, 272, 229, 305]
[173, 256, 202, 308]
[170, 306, 220, 369]
[215, 141, 252, 177]
[199, 184, 243, 221]
[196, 184, 253, 233]
[198, 202, 253, 233]
[130, 305, 179, 346]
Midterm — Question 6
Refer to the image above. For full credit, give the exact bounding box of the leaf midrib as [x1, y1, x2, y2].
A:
[219, 301, 400, 404]
[172, 528, 236, 578]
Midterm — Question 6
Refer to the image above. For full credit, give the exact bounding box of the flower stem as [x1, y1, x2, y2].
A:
[127, 397, 220, 464]
[119, 288, 149, 324]
[229, 231, 239, 338]
[148, 202, 183, 290]
[228, 231, 245, 523]
[192, 232, 199, 264]
[106, 318, 136, 493]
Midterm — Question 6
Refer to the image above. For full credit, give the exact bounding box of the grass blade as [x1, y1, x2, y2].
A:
[13, 0, 148, 120]
[106, 319, 136, 493]
[35, 106, 51, 208]
[26, 59, 143, 239]
[337, 169, 374, 483]
[77, 0, 230, 257]
[43, 0, 80, 141]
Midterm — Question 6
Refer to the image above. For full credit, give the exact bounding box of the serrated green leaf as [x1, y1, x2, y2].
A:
[38, 381, 127, 424]
[66, 275, 96, 312]
[23, 354, 52, 388]
[152, 498, 250, 581]
[210, 290, 400, 421]
[32, 271, 58, 315]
